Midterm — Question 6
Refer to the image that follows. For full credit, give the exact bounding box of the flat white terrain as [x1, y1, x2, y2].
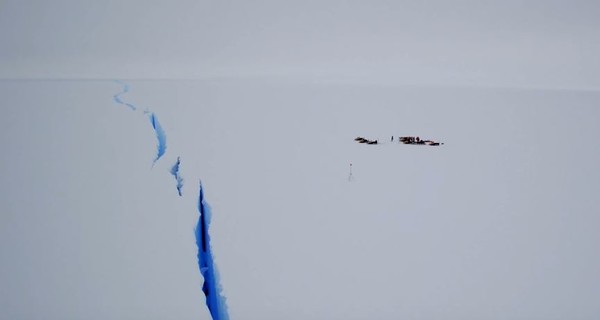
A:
[1, 79, 599, 319]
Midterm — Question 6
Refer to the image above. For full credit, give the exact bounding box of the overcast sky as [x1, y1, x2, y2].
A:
[1, 0, 600, 89]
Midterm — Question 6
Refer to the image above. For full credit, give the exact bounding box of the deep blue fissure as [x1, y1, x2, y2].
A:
[196, 182, 229, 320]
[170, 157, 184, 196]
[112, 82, 229, 320]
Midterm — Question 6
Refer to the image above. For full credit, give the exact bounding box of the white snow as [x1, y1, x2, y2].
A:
[1, 79, 600, 319]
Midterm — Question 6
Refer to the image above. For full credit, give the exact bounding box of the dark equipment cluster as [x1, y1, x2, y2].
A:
[398, 136, 443, 146]
[354, 136, 444, 146]
[354, 137, 379, 145]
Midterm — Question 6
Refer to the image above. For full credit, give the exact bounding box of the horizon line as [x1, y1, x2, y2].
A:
[1, 76, 599, 93]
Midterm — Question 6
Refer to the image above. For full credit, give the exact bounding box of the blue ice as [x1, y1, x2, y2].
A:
[113, 80, 136, 111]
[170, 157, 184, 196]
[148, 112, 167, 165]
[195, 181, 229, 320]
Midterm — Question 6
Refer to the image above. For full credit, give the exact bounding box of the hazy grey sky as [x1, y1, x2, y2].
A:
[1, 0, 600, 89]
